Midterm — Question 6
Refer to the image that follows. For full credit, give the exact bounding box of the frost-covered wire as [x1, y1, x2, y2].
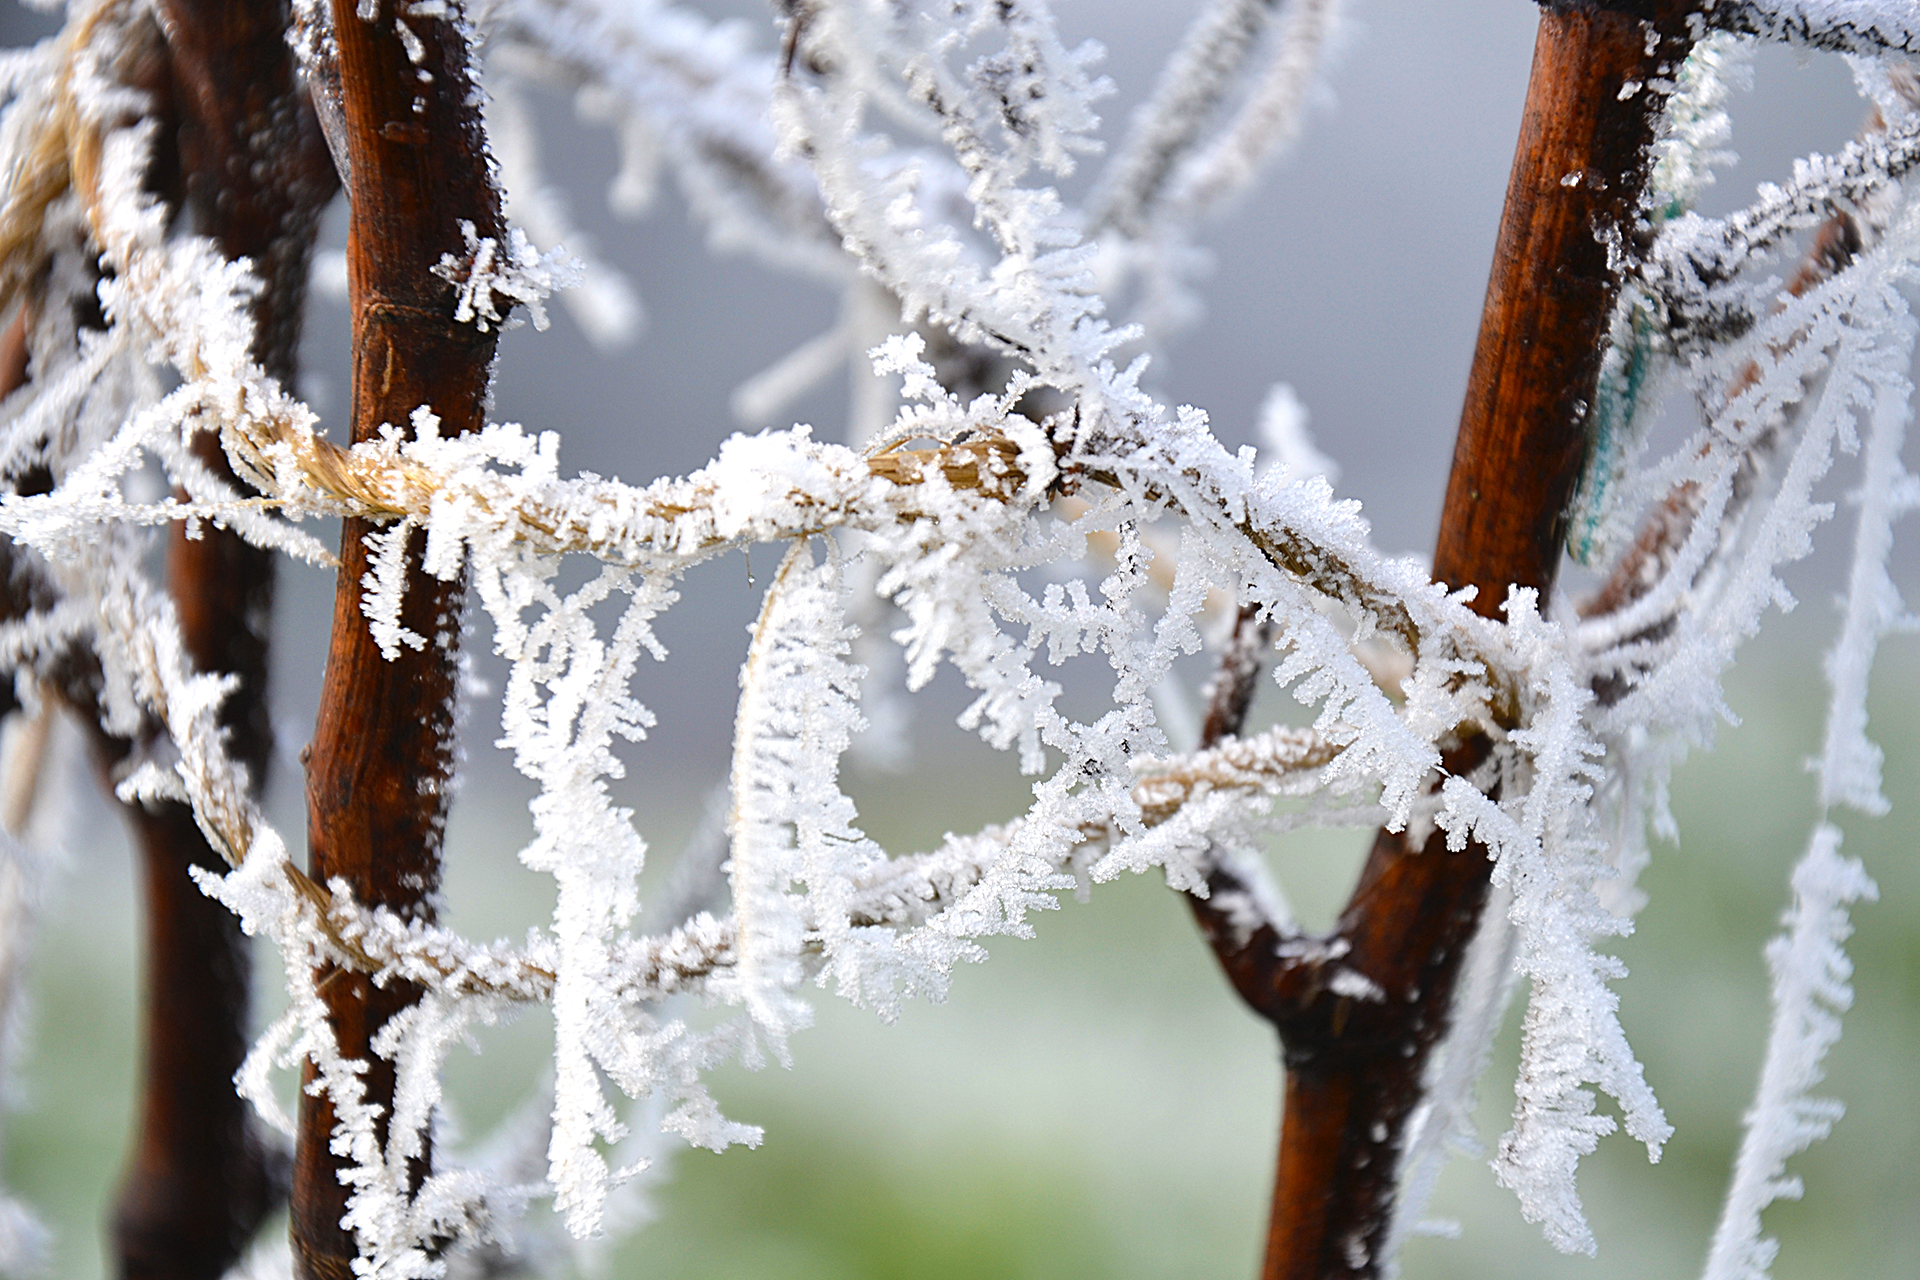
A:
[1710, 0, 1920, 56]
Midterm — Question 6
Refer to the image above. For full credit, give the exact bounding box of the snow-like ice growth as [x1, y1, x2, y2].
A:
[0, 2, 1915, 1276]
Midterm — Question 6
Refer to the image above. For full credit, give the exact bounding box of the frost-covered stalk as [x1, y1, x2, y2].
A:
[1701, 824, 1878, 1280]
[294, 2, 503, 1275]
[1183, 7, 1700, 1276]
[1706, 1, 1920, 55]
[6, 0, 1919, 1274]
[111, 3, 335, 1275]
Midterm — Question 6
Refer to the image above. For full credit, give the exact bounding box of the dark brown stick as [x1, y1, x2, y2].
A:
[294, 2, 503, 1275]
[1432, 7, 1692, 604]
[107, 3, 336, 1276]
[1187, 6, 1701, 1277]
[110, 804, 281, 1280]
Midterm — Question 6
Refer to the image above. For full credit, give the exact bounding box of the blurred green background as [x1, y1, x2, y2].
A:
[6, 616, 1917, 1280]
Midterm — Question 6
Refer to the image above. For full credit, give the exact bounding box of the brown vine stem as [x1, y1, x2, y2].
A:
[294, 1, 503, 1276]
[1187, 5, 1704, 1277]
[107, 3, 336, 1276]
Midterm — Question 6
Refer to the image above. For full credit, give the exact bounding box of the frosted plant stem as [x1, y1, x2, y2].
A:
[1090, 0, 1284, 236]
[1213, 8, 1700, 1276]
[294, 0, 506, 1274]
[1701, 824, 1876, 1280]
[4, 2, 1919, 1273]
[1182, 604, 1300, 994]
[1707, 2, 1920, 56]
[1702, 209, 1913, 1279]
[109, 2, 335, 1275]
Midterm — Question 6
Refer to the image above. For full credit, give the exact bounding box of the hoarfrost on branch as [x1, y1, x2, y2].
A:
[0, 0, 1914, 1276]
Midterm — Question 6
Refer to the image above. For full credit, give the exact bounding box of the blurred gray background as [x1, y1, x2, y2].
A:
[3, 2, 1917, 1278]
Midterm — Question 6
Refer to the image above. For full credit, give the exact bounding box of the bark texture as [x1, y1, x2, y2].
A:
[109, 3, 334, 1275]
[1188, 6, 1703, 1277]
[294, 2, 503, 1276]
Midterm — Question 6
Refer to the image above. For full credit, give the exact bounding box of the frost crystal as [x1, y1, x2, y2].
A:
[0, 1, 1915, 1275]
[433, 220, 582, 333]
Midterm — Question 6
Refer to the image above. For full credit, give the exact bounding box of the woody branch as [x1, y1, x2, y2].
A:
[1185, 4, 1704, 1276]
[106, 2, 335, 1276]
[294, 1, 503, 1276]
